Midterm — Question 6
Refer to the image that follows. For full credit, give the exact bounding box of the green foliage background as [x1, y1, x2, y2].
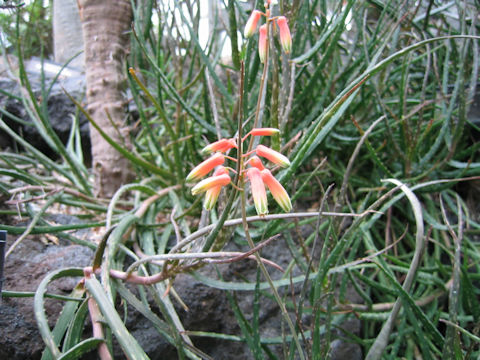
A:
[1, 0, 480, 359]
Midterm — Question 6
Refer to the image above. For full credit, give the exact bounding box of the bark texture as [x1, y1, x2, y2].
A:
[53, 0, 84, 69]
[78, 0, 134, 198]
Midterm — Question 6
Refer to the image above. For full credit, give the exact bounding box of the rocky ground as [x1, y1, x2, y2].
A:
[1, 213, 363, 359]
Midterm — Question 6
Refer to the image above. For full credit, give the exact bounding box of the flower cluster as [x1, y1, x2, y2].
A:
[186, 128, 292, 215]
[244, 6, 292, 63]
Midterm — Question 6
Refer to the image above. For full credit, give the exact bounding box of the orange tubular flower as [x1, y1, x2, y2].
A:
[248, 155, 265, 171]
[258, 24, 268, 63]
[261, 169, 292, 212]
[247, 167, 268, 216]
[186, 153, 225, 182]
[191, 173, 231, 196]
[256, 144, 291, 168]
[204, 166, 229, 210]
[276, 16, 292, 54]
[249, 128, 280, 137]
[244, 10, 262, 38]
[202, 138, 237, 155]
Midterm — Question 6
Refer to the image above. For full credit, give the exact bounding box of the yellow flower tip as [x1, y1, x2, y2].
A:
[249, 128, 280, 137]
[258, 24, 268, 64]
[261, 169, 292, 212]
[255, 144, 291, 168]
[201, 138, 237, 155]
[204, 185, 222, 210]
[186, 153, 225, 182]
[203, 166, 229, 210]
[247, 156, 265, 171]
[276, 16, 292, 54]
[244, 10, 262, 38]
[247, 167, 268, 216]
[191, 173, 231, 196]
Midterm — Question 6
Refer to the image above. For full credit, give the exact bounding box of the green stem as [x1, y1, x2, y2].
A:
[270, 34, 280, 151]
[228, 0, 240, 69]
[248, 19, 272, 153]
[201, 61, 247, 252]
[239, 188, 305, 359]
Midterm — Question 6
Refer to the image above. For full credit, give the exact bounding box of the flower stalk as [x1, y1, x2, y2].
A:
[186, 4, 304, 358]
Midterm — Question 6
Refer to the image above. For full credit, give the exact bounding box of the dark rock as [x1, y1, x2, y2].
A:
[0, 303, 44, 360]
[168, 235, 363, 359]
[1, 216, 363, 360]
[0, 212, 95, 360]
[330, 339, 363, 360]
[0, 58, 91, 161]
[1, 234, 94, 359]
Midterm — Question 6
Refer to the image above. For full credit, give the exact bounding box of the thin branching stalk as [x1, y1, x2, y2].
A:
[240, 186, 306, 359]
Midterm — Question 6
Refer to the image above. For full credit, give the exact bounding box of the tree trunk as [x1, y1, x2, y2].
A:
[78, 0, 134, 198]
[53, 0, 84, 69]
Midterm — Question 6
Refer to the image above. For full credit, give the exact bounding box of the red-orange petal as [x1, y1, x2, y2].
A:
[192, 173, 231, 195]
[203, 166, 230, 209]
[204, 185, 222, 210]
[202, 138, 237, 154]
[276, 16, 292, 54]
[186, 153, 225, 182]
[244, 10, 262, 38]
[247, 167, 268, 215]
[261, 169, 292, 212]
[258, 24, 268, 64]
[256, 144, 290, 168]
[248, 156, 265, 171]
[249, 128, 280, 137]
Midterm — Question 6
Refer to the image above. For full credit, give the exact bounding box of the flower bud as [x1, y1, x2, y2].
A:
[191, 173, 231, 196]
[202, 138, 237, 155]
[249, 128, 280, 137]
[247, 167, 268, 216]
[258, 24, 268, 63]
[244, 10, 262, 38]
[248, 156, 265, 171]
[276, 16, 292, 54]
[203, 166, 229, 210]
[186, 153, 225, 182]
[261, 169, 292, 212]
[256, 144, 291, 168]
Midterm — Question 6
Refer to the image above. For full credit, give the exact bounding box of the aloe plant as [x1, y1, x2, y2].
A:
[1, 1, 479, 359]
